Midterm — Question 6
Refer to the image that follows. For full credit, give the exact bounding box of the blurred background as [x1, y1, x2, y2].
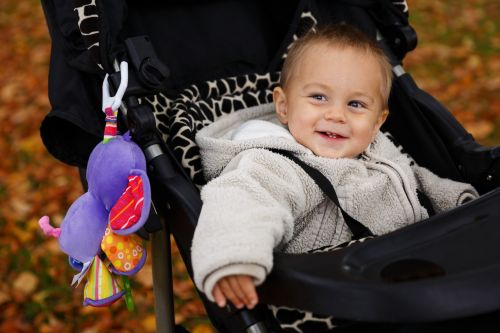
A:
[0, 0, 498, 332]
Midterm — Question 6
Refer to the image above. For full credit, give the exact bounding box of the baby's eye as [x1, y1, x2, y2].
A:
[348, 100, 366, 108]
[309, 94, 327, 102]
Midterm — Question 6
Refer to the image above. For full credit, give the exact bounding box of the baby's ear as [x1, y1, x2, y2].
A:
[372, 109, 389, 141]
[376, 109, 389, 129]
[273, 87, 288, 124]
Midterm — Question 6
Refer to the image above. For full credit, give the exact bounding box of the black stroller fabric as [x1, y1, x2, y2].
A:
[40, 0, 500, 332]
[41, 0, 406, 173]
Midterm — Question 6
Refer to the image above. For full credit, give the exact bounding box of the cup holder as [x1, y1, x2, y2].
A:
[381, 258, 445, 283]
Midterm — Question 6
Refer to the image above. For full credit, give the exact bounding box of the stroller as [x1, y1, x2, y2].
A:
[40, 0, 500, 332]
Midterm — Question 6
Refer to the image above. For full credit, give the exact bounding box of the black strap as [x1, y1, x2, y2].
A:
[269, 149, 374, 239]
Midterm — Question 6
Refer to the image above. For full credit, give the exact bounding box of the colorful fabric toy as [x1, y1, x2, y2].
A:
[39, 62, 149, 308]
[55, 131, 151, 264]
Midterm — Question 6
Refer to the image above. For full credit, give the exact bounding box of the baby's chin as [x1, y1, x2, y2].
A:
[311, 147, 361, 159]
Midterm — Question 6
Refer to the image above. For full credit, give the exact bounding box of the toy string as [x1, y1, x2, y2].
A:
[121, 275, 135, 312]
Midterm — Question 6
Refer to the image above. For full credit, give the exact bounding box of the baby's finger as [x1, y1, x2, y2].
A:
[227, 275, 249, 307]
[219, 278, 244, 309]
[237, 276, 258, 308]
[212, 284, 226, 308]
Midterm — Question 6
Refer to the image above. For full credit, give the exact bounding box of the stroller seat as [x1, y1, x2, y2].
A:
[148, 64, 500, 332]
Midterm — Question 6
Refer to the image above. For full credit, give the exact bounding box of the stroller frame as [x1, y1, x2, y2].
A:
[40, 0, 500, 332]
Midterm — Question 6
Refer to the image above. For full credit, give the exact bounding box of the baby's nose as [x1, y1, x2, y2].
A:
[324, 105, 346, 122]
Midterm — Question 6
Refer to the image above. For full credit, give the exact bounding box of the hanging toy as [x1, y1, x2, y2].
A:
[39, 62, 150, 309]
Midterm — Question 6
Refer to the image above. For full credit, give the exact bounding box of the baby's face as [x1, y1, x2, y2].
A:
[274, 43, 388, 158]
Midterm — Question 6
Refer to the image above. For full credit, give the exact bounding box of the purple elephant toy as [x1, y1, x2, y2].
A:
[58, 132, 151, 265]
[39, 64, 149, 307]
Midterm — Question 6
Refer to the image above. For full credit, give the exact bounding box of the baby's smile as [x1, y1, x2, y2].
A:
[316, 130, 348, 139]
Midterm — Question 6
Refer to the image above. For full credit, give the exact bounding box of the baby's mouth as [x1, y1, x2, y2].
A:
[318, 131, 346, 139]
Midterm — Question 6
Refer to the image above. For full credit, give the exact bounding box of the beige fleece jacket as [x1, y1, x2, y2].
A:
[191, 103, 478, 301]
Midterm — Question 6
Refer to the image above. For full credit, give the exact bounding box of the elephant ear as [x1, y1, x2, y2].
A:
[58, 192, 109, 263]
[109, 169, 151, 235]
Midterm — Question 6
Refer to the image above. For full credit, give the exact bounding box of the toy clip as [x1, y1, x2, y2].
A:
[102, 61, 128, 142]
[102, 61, 129, 113]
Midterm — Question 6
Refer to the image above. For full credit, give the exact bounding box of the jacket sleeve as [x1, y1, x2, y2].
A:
[191, 149, 313, 300]
[412, 165, 479, 214]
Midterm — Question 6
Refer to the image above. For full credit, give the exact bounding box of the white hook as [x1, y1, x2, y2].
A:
[102, 61, 129, 112]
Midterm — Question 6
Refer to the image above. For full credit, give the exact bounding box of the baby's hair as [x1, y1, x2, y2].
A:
[281, 23, 393, 108]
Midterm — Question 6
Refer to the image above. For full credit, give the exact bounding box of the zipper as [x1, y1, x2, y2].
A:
[361, 153, 422, 221]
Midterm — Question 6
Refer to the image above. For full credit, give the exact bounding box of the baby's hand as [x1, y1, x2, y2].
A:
[212, 275, 258, 309]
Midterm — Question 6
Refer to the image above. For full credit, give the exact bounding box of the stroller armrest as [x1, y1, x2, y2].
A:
[258, 188, 500, 323]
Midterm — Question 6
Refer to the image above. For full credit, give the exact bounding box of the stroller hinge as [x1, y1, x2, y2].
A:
[124, 96, 162, 151]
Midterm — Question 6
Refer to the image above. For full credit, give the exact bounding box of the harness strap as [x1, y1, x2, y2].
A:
[268, 149, 374, 240]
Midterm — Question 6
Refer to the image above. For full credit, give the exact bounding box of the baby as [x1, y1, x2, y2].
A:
[191, 24, 477, 310]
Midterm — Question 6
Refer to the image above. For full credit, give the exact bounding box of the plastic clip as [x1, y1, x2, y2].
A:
[102, 61, 128, 142]
[102, 61, 129, 113]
